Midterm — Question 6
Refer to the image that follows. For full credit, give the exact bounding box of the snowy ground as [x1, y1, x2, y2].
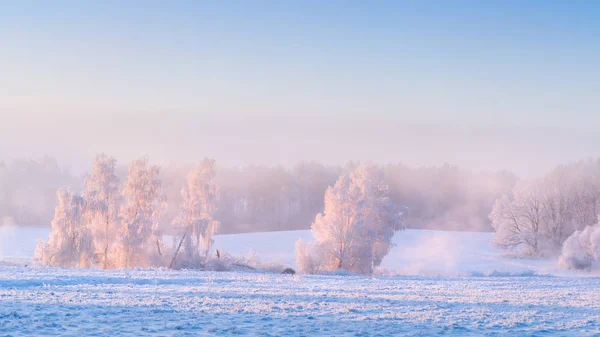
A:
[211, 229, 561, 276]
[2, 266, 600, 336]
[0, 226, 559, 275]
[2, 226, 600, 335]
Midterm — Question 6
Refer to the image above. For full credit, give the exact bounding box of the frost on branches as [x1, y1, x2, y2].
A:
[559, 218, 600, 271]
[489, 182, 545, 256]
[36, 155, 166, 269]
[36, 154, 122, 268]
[35, 188, 93, 268]
[296, 165, 404, 275]
[117, 156, 167, 268]
[35, 154, 226, 271]
[170, 159, 220, 269]
[84, 154, 120, 269]
[490, 160, 600, 257]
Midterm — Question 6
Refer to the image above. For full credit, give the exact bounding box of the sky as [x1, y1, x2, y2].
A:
[1, 1, 599, 177]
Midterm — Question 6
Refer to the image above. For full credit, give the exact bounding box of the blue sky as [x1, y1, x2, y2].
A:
[1, 1, 599, 175]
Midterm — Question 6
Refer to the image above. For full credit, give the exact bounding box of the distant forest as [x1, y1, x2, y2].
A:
[0, 157, 517, 233]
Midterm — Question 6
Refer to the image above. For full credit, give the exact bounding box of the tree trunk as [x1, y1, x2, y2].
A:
[169, 230, 187, 269]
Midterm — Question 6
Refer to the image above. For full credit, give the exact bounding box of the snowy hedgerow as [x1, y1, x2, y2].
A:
[559, 221, 600, 271]
[297, 164, 404, 275]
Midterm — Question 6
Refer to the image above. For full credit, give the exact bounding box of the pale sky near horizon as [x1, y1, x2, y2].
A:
[1, 1, 599, 177]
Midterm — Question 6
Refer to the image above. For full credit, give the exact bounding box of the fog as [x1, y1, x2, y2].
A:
[3, 112, 600, 234]
[0, 154, 515, 233]
[2, 114, 598, 179]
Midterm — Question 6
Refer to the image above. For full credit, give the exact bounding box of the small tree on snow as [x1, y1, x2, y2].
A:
[170, 158, 220, 269]
[35, 188, 93, 268]
[117, 156, 166, 268]
[84, 153, 120, 269]
[297, 164, 403, 275]
[295, 238, 326, 274]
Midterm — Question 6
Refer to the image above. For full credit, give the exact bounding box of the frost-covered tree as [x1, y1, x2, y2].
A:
[117, 156, 166, 268]
[84, 154, 120, 269]
[170, 158, 220, 268]
[491, 159, 600, 257]
[297, 164, 403, 275]
[35, 188, 93, 268]
[490, 182, 545, 256]
[350, 165, 403, 266]
[309, 174, 365, 273]
[295, 238, 326, 274]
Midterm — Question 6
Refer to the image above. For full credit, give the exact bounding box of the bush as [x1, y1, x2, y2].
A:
[559, 222, 600, 271]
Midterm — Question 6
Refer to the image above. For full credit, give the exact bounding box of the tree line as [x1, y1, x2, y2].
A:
[24, 154, 600, 274]
[1, 157, 516, 233]
[490, 158, 600, 270]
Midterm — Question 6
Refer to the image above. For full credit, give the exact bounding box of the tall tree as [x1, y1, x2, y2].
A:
[170, 159, 220, 268]
[118, 156, 166, 268]
[84, 154, 120, 269]
[35, 188, 93, 268]
[298, 164, 403, 275]
[490, 182, 545, 256]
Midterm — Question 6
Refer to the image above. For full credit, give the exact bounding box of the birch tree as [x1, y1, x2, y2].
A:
[117, 156, 166, 268]
[297, 164, 403, 275]
[84, 154, 120, 269]
[170, 158, 220, 268]
[35, 188, 93, 268]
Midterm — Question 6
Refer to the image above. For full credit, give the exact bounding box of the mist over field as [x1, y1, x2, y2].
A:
[2, 1, 600, 335]
[3, 119, 599, 178]
[0, 154, 517, 234]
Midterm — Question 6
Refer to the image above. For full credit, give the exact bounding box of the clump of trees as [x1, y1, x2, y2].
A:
[490, 159, 600, 257]
[296, 165, 404, 275]
[35, 154, 220, 269]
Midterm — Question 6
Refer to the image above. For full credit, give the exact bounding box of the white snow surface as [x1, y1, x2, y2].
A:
[2, 266, 600, 336]
[2, 226, 600, 335]
[212, 229, 563, 277]
[1, 227, 560, 275]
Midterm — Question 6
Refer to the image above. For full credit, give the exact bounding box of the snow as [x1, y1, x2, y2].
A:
[211, 229, 559, 276]
[2, 226, 600, 335]
[2, 266, 600, 336]
[0, 226, 573, 275]
[0, 225, 49, 261]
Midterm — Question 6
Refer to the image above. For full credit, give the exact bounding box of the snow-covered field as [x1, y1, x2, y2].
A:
[2, 266, 600, 336]
[0, 226, 559, 275]
[2, 226, 600, 335]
